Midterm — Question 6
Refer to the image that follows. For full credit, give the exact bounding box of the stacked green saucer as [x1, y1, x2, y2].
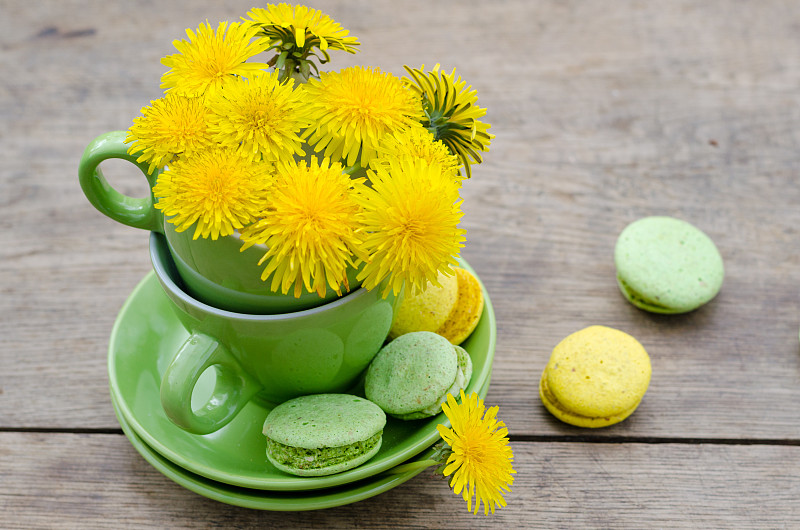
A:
[107, 259, 496, 510]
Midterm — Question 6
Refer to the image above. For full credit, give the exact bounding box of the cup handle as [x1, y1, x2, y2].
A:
[78, 130, 163, 233]
[160, 332, 262, 434]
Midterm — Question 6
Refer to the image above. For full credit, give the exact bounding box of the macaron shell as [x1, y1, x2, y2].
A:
[393, 345, 473, 420]
[388, 271, 458, 339]
[616, 275, 683, 314]
[539, 375, 640, 428]
[614, 216, 724, 313]
[266, 438, 383, 477]
[541, 326, 651, 427]
[437, 268, 485, 345]
[426, 345, 473, 414]
[365, 331, 458, 416]
[263, 394, 386, 449]
[453, 345, 473, 388]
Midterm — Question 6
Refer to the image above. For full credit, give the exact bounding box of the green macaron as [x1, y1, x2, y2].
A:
[262, 394, 386, 477]
[364, 331, 473, 420]
[614, 216, 724, 314]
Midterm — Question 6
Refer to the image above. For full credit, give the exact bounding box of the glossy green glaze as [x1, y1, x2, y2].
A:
[110, 374, 492, 510]
[163, 221, 363, 314]
[78, 131, 163, 233]
[151, 232, 401, 434]
[78, 131, 361, 314]
[107, 258, 495, 490]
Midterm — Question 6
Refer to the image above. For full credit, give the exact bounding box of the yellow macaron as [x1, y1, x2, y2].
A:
[539, 325, 651, 428]
[389, 267, 484, 345]
[389, 271, 459, 339]
[436, 267, 484, 345]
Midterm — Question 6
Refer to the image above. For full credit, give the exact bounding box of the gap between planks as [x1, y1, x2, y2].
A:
[1, 428, 799, 446]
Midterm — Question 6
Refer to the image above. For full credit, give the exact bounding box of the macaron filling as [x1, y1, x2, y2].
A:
[616, 275, 679, 314]
[266, 431, 382, 473]
[262, 393, 386, 476]
[539, 374, 640, 425]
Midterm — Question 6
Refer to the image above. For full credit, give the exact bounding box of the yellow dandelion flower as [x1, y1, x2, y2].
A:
[246, 3, 358, 53]
[355, 158, 465, 297]
[153, 147, 272, 240]
[302, 66, 423, 168]
[438, 390, 516, 515]
[403, 64, 494, 178]
[125, 93, 213, 175]
[161, 21, 270, 97]
[372, 124, 461, 182]
[239, 157, 364, 298]
[206, 71, 310, 162]
[245, 3, 359, 82]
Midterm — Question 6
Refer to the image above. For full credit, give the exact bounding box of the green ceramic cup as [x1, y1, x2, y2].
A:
[78, 131, 356, 314]
[150, 232, 400, 435]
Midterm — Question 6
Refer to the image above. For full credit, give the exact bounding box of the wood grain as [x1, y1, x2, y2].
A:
[4, 0, 800, 436]
[1, 433, 798, 528]
[3, 0, 800, 526]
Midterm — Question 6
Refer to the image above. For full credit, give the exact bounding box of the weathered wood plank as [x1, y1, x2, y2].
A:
[5, 1, 800, 527]
[2, 0, 800, 442]
[1, 433, 798, 528]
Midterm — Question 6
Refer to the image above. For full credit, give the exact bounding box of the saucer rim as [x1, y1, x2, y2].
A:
[110, 393, 430, 511]
[108, 258, 496, 491]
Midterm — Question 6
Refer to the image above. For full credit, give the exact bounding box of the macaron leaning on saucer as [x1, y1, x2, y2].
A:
[436, 267, 485, 345]
[365, 331, 472, 420]
[389, 267, 484, 345]
[539, 325, 652, 428]
[614, 216, 724, 314]
[262, 394, 386, 477]
[389, 271, 458, 339]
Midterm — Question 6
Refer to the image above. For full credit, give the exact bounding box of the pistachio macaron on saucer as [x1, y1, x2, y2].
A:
[261, 265, 485, 475]
[365, 331, 473, 420]
[539, 325, 652, 428]
[615, 216, 724, 314]
[263, 394, 387, 477]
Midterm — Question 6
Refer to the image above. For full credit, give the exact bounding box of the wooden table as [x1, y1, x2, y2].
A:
[3, 0, 800, 527]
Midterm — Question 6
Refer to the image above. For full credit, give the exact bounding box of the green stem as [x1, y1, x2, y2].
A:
[344, 162, 369, 183]
[385, 459, 440, 475]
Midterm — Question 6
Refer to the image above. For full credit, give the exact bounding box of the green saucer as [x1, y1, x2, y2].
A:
[112, 374, 491, 511]
[108, 260, 496, 491]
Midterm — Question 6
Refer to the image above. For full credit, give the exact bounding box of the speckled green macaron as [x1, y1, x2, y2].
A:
[262, 394, 386, 477]
[364, 331, 472, 420]
[393, 345, 473, 420]
[614, 216, 724, 314]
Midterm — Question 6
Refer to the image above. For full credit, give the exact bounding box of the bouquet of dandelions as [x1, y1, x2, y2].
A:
[126, 3, 493, 302]
[125, 3, 513, 515]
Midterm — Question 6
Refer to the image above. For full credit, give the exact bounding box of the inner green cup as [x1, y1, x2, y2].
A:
[78, 130, 360, 314]
[151, 232, 401, 435]
[163, 221, 362, 314]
